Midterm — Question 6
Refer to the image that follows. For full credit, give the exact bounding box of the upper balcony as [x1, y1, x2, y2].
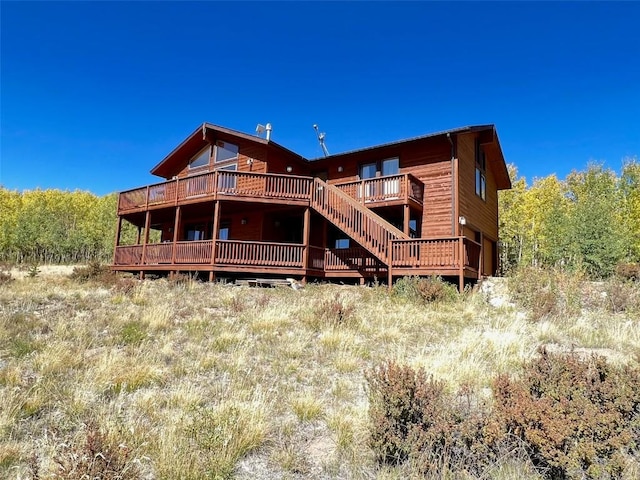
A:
[118, 171, 313, 214]
[334, 173, 424, 209]
[117, 171, 424, 215]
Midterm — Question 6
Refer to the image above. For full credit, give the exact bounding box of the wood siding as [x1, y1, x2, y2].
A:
[396, 140, 452, 238]
[457, 133, 499, 241]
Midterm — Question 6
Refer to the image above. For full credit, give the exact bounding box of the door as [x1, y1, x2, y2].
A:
[382, 157, 399, 197]
[359, 162, 377, 200]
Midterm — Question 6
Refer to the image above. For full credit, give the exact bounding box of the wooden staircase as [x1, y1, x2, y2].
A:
[310, 178, 409, 264]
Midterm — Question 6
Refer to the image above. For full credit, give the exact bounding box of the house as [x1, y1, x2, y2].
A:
[112, 123, 511, 289]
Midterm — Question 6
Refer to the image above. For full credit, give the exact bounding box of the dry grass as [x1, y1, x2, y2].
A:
[0, 273, 638, 479]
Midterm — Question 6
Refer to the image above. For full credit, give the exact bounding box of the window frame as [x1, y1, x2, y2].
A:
[214, 140, 239, 164]
[189, 146, 212, 170]
[475, 139, 487, 201]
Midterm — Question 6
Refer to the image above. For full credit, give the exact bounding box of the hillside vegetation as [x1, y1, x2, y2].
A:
[1, 271, 638, 479]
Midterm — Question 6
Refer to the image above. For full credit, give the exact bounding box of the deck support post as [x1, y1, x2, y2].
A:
[171, 206, 181, 264]
[141, 210, 151, 266]
[403, 204, 410, 236]
[478, 232, 484, 279]
[210, 200, 220, 271]
[302, 207, 311, 284]
[113, 216, 122, 264]
[209, 271, 215, 282]
[458, 236, 464, 292]
[136, 227, 142, 245]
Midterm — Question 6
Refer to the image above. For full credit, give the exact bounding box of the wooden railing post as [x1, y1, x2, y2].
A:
[171, 206, 181, 264]
[140, 211, 151, 273]
[210, 200, 220, 267]
[302, 207, 311, 279]
[458, 236, 464, 292]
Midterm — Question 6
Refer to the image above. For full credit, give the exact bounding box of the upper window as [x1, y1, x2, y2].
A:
[475, 139, 486, 201]
[359, 157, 399, 180]
[189, 146, 211, 169]
[360, 162, 377, 180]
[215, 141, 239, 163]
[382, 157, 399, 176]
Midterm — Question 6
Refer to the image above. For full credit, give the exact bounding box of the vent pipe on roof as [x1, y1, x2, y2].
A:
[266, 123, 272, 141]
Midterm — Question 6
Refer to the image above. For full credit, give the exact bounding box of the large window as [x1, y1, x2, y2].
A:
[189, 146, 211, 169]
[215, 141, 238, 163]
[475, 140, 486, 201]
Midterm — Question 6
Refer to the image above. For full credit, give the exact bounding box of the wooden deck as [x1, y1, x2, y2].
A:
[114, 171, 480, 286]
[118, 171, 423, 214]
[113, 237, 480, 282]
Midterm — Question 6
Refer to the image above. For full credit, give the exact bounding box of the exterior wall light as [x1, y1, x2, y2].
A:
[286, 166, 293, 173]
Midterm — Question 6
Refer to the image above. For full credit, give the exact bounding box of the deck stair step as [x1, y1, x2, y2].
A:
[310, 178, 409, 265]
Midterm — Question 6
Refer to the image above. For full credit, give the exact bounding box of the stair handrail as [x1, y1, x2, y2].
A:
[311, 178, 409, 263]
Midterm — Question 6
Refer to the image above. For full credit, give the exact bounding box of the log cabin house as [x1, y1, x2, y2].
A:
[112, 123, 511, 289]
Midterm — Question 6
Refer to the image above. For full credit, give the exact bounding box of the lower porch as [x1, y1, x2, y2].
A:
[112, 236, 481, 287]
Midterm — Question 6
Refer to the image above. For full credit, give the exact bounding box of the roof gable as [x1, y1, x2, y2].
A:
[149, 123, 510, 190]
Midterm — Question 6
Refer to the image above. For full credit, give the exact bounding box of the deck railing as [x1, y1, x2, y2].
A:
[215, 240, 304, 268]
[324, 247, 386, 272]
[335, 174, 424, 205]
[113, 245, 143, 265]
[308, 246, 326, 270]
[144, 243, 173, 264]
[118, 171, 313, 212]
[390, 237, 481, 271]
[118, 171, 424, 213]
[114, 238, 479, 274]
[175, 240, 213, 263]
[311, 178, 408, 263]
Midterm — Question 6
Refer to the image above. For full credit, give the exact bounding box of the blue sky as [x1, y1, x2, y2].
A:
[2, 1, 639, 195]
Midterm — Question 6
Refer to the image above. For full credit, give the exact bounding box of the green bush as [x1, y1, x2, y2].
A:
[509, 267, 582, 321]
[70, 261, 114, 283]
[392, 276, 458, 304]
[489, 348, 640, 479]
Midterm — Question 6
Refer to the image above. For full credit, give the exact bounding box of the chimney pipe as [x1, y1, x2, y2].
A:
[266, 123, 272, 141]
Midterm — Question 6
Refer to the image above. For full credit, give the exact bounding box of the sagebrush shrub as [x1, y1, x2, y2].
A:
[393, 276, 458, 304]
[488, 348, 640, 479]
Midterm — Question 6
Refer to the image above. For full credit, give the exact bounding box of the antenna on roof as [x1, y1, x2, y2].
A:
[313, 124, 330, 157]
